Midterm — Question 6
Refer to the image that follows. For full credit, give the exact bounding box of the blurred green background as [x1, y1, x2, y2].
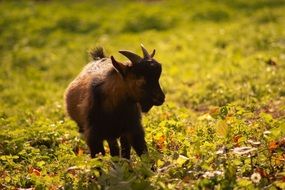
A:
[1, 0, 285, 112]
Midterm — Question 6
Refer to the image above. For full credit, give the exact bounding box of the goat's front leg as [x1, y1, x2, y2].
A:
[120, 135, 131, 159]
[107, 139, 120, 157]
[129, 130, 148, 157]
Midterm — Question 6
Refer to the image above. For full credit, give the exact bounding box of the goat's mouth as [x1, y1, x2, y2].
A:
[139, 102, 153, 113]
[139, 98, 164, 113]
[152, 98, 165, 106]
[150, 94, 165, 106]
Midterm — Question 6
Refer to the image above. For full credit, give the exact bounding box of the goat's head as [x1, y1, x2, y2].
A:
[110, 45, 165, 112]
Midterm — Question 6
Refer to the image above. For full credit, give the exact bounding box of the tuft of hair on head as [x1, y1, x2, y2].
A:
[89, 47, 106, 60]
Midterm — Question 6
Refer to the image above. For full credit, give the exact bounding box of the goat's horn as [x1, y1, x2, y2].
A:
[119, 50, 142, 64]
[141, 44, 150, 59]
[150, 49, 156, 57]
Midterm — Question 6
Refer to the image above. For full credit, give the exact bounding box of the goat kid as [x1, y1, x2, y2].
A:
[65, 45, 165, 158]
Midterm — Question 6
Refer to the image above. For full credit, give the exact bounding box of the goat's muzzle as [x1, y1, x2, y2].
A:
[152, 93, 165, 106]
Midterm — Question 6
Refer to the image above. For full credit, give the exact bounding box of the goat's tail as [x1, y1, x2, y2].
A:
[89, 47, 106, 60]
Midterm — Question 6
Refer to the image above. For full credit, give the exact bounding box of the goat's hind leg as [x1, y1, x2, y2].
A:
[86, 130, 105, 158]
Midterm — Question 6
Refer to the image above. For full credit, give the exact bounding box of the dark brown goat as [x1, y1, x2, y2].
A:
[64, 45, 165, 158]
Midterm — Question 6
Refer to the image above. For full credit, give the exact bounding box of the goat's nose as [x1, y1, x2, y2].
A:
[153, 93, 165, 105]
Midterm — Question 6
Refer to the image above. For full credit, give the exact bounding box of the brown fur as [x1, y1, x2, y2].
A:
[65, 60, 106, 131]
[64, 46, 165, 158]
[101, 72, 145, 112]
[64, 58, 145, 132]
[64, 73, 93, 131]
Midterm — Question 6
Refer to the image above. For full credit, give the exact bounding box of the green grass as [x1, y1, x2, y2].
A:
[1, 0, 285, 189]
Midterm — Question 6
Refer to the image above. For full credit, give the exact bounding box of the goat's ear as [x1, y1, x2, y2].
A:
[111, 56, 128, 77]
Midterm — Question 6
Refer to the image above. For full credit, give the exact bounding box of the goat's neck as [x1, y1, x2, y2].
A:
[101, 72, 131, 112]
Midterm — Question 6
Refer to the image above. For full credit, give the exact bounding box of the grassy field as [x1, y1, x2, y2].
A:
[1, 0, 285, 189]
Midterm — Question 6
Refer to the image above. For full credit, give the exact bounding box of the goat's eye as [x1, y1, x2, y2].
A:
[135, 77, 145, 87]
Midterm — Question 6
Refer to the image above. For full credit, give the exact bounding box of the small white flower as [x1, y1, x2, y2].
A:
[202, 171, 223, 178]
[216, 149, 224, 155]
[263, 131, 271, 137]
[247, 140, 261, 146]
[178, 155, 189, 160]
[203, 171, 215, 178]
[216, 146, 226, 155]
[233, 147, 257, 155]
[214, 170, 223, 176]
[251, 172, 261, 184]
